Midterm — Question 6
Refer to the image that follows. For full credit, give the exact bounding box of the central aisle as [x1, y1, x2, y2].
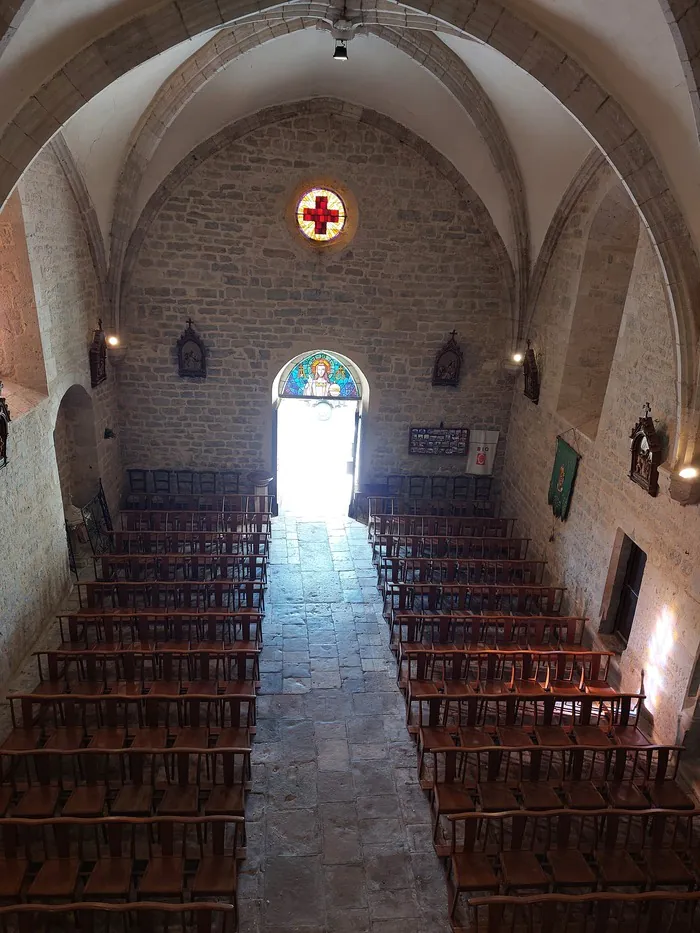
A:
[239, 514, 450, 932]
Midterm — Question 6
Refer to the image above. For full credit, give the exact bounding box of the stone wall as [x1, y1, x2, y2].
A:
[120, 109, 514, 488]
[502, 166, 700, 743]
[0, 147, 121, 687]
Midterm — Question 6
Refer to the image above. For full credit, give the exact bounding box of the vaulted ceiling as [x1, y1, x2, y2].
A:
[2, 0, 699, 345]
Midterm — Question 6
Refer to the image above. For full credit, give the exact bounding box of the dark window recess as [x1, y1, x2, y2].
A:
[613, 538, 646, 644]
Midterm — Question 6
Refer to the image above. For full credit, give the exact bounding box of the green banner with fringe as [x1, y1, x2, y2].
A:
[548, 436, 580, 521]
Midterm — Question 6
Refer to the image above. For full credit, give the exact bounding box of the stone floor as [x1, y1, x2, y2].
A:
[239, 513, 451, 932]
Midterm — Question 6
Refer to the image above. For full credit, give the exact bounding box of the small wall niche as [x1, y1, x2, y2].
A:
[599, 528, 647, 647]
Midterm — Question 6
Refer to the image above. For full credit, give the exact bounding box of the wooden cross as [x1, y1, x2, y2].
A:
[303, 195, 340, 235]
[449, 330, 457, 342]
[186, 318, 194, 329]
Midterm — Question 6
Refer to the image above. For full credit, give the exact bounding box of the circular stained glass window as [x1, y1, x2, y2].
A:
[296, 188, 346, 242]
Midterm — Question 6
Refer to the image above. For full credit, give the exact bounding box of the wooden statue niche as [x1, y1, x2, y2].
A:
[177, 319, 207, 379]
[89, 319, 107, 387]
[523, 339, 540, 404]
[432, 331, 463, 387]
[629, 402, 662, 497]
[0, 382, 10, 469]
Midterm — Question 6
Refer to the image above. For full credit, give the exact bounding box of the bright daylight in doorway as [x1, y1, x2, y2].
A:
[276, 397, 357, 517]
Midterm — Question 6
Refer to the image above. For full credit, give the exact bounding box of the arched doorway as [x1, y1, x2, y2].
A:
[273, 350, 365, 517]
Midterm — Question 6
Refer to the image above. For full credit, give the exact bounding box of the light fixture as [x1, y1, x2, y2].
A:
[333, 39, 348, 61]
[512, 351, 523, 364]
[679, 466, 698, 480]
[107, 335, 120, 347]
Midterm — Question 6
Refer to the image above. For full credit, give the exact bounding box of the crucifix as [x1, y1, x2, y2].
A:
[186, 318, 194, 329]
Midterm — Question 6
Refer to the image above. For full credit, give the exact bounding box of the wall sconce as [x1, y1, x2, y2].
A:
[511, 351, 524, 364]
[107, 335, 120, 348]
[670, 463, 700, 505]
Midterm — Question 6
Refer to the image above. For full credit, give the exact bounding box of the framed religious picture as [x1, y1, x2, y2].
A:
[89, 319, 107, 387]
[432, 331, 463, 387]
[548, 436, 581, 521]
[629, 402, 662, 496]
[0, 382, 10, 469]
[177, 319, 207, 378]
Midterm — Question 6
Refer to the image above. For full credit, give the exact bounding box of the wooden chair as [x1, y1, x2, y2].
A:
[27, 821, 81, 901]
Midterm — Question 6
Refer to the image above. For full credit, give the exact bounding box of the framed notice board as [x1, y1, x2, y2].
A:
[408, 426, 470, 456]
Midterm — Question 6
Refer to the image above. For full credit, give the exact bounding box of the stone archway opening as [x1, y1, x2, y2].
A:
[273, 350, 366, 518]
[53, 384, 99, 511]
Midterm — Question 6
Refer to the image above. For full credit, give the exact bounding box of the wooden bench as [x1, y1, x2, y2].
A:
[120, 510, 271, 534]
[393, 614, 584, 652]
[76, 581, 265, 612]
[377, 557, 546, 587]
[0, 901, 237, 933]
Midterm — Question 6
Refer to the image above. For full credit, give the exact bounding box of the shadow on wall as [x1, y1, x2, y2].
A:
[53, 384, 99, 514]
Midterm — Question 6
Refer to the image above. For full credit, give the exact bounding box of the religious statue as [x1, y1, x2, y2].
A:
[0, 381, 10, 469]
[303, 359, 340, 398]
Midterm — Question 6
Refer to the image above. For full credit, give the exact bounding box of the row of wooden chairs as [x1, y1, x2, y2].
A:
[428, 745, 691, 843]
[447, 808, 700, 916]
[8, 692, 256, 738]
[369, 514, 514, 539]
[377, 557, 546, 588]
[392, 614, 584, 651]
[76, 581, 265, 612]
[126, 468, 242, 497]
[385, 584, 566, 631]
[410, 689, 647, 745]
[401, 648, 614, 698]
[375, 473, 493, 500]
[120, 511, 271, 534]
[0, 901, 237, 933]
[372, 534, 531, 561]
[57, 613, 263, 648]
[467, 891, 700, 933]
[0, 815, 242, 907]
[35, 648, 261, 690]
[109, 531, 270, 556]
[94, 553, 267, 583]
[0, 747, 251, 822]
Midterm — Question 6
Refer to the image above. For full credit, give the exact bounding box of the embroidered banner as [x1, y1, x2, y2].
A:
[548, 437, 581, 521]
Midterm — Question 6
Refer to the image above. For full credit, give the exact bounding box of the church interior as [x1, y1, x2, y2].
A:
[2, 0, 700, 930]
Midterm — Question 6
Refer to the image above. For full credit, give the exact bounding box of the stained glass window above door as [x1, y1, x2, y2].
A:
[280, 352, 361, 399]
[296, 188, 346, 242]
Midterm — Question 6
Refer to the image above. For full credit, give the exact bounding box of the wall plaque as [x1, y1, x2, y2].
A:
[409, 426, 469, 456]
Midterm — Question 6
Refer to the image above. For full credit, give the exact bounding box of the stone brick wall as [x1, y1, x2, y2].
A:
[0, 147, 121, 687]
[120, 110, 514, 488]
[502, 167, 700, 743]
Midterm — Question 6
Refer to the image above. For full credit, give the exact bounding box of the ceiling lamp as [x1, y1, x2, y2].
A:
[333, 39, 348, 61]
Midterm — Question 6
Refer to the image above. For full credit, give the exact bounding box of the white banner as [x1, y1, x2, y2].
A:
[466, 430, 500, 475]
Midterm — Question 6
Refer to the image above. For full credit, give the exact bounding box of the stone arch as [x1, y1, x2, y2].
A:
[120, 98, 515, 328]
[657, 0, 700, 136]
[53, 383, 99, 510]
[108, 18, 528, 336]
[0, 0, 696, 466]
[556, 182, 641, 441]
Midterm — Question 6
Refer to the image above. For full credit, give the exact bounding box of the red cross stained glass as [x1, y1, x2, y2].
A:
[296, 187, 346, 242]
